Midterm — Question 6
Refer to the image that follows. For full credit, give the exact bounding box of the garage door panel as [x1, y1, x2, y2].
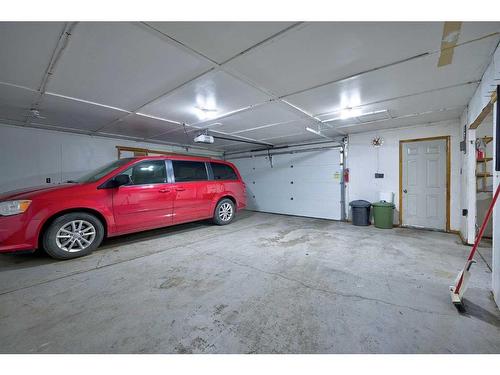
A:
[248, 190, 340, 220]
[289, 166, 340, 182]
[231, 148, 342, 220]
[230, 157, 254, 175]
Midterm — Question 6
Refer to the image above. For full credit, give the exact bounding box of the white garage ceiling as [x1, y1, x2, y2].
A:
[0, 21, 498, 153]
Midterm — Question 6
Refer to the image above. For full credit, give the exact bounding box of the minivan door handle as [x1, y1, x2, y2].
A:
[175, 187, 186, 192]
[158, 188, 170, 193]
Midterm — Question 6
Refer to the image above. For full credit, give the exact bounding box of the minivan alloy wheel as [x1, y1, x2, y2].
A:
[55, 220, 96, 252]
[218, 202, 233, 221]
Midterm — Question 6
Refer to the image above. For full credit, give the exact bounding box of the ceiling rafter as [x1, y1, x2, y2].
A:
[148, 22, 340, 134]
[335, 106, 464, 132]
[282, 31, 500, 99]
[135, 22, 343, 139]
[88, 21, 307, 144]
[0, 116, 223, 154]
[192, 30, 499, 130]
[314, 80, 480, 119]
[24, 22, 78, 126]
[2, 22, 497, 152]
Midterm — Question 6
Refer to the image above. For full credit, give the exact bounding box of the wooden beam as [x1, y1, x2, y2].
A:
[115, 145, 216, 159]
[469, 90, 497, 130]
[438, 22, 462, 67]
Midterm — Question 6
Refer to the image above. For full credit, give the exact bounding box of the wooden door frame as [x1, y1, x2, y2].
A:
[399, 135, 451, 232]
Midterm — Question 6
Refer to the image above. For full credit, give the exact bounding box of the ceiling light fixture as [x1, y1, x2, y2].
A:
[194, 106, 218, 121]
[306, 126, 333, 140]
[322, 109, 390, 123]
[339, 107, 362, 120]
[305, 127, 322, 136]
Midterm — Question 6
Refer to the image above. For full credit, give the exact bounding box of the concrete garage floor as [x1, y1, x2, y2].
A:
[0, 211, 499, 353]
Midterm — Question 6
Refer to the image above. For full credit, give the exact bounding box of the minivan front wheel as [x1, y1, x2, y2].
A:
[42, 212, 104, 259]
[213, 198, 236, 225]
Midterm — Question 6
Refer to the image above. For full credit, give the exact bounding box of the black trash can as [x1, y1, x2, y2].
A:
[349, 200, 371, 226]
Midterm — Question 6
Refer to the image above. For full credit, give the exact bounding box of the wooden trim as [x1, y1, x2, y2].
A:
[446, 136, 451, 232]
[398, 135, 452, 143]
[399, 142, 403, 227]
[470, 102, 493, 130]
[399, 135, 451, 232]
[116, 145, 174, 157]
[437, 22, 462, 67]
[115, 145, 215, 159]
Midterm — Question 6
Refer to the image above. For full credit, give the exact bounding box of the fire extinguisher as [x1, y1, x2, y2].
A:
[476, 138, 486, 161]
[343, 168, 350, 183]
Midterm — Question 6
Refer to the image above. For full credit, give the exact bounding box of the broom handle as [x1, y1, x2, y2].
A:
[455, 182, 500, 294]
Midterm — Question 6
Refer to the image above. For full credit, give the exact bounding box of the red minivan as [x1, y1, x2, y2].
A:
[0, 155, 246, 259]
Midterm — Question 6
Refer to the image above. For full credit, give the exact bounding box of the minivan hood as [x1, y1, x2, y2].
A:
[0, 183, 83, 201]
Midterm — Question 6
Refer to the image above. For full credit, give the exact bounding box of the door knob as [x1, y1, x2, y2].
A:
[403, 189, 408, 193]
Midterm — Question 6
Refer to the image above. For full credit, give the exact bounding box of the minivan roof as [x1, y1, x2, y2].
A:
[131, 155, 233, 165]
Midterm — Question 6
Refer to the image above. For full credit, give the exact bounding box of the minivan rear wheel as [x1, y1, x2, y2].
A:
[213, 198, 236, 225]
[42, 212, 104, 260]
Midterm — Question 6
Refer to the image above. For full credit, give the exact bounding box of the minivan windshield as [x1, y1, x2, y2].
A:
[75, 158, 134, 183]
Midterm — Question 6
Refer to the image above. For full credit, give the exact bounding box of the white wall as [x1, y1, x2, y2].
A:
[492, 102, 499, 305]
[463, 44, 499, 308]
[0, 124, 221, 193]
[346, 119, 462, 231]
[459, 108, 470, 241]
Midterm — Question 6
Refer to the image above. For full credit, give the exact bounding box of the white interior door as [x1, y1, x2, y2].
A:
[231, 148, 342, 220]
[402, 139, 447, 230]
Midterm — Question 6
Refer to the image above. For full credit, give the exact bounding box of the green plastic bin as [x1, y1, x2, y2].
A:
[372, 201, 395, 229]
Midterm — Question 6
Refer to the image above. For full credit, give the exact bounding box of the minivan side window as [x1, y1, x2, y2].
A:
[210, 162, 238, 181]
[121, 160, 167, 185]
[172, 160, 208, 182]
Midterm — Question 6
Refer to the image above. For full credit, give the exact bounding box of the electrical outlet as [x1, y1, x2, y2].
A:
[375, 173, 384, 179]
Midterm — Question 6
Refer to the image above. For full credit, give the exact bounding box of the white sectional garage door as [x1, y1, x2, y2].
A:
[230, 148, 342, 220]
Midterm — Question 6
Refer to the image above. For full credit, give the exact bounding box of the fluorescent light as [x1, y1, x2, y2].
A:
[194, 106, 218, 120]
[305, 127, 322, 136]
[340, 107, 361, 120]
[306, 126, 332, 140]
[321, 109, 389, 123]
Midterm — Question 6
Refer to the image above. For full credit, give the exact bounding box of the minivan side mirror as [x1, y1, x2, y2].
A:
[113, 174, 131, 187]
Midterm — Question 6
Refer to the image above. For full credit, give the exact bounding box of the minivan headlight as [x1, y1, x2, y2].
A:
[0, 200, 32, 216]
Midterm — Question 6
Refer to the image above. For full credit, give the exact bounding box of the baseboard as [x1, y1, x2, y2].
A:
[449, 230, 468, 245]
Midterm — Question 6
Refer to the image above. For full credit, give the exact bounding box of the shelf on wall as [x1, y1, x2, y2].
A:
[480, 136, 493, 144]
[476, 157, 493, 163]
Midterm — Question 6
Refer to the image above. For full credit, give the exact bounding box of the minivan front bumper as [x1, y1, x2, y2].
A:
[0, 215, 40, 253]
